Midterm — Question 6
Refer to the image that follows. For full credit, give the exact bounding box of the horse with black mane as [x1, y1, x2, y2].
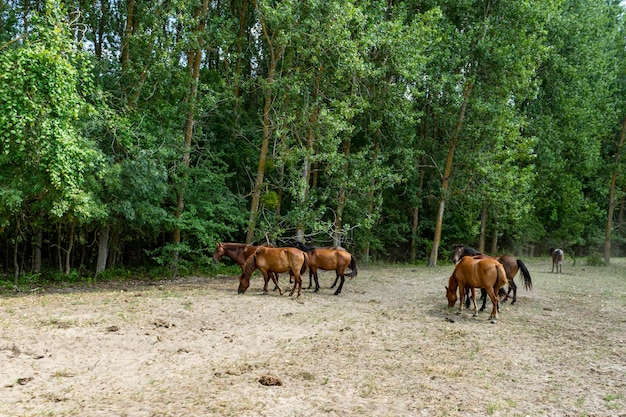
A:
[549, 247, 564, 273]
[446, 256, 508, 323]
[290, 241, 357, 295]
[212, 242, 281, 293]
[239, 246, 308, 297]
[452, 244, 533, 310]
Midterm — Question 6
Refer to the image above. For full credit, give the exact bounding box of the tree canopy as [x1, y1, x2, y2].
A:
[1, 0, 626, 280]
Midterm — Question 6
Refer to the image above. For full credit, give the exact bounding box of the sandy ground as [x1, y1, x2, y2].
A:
[1, 257, 625, 417]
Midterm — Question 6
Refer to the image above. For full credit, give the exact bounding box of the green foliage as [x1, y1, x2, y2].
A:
[0, 0, 625, 277]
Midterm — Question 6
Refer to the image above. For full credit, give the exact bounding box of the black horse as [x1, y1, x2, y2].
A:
[452, 245, 533, 310]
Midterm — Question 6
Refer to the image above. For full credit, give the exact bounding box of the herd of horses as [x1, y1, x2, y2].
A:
[212, 242, 357, 298]
[212, 240, 564, 324]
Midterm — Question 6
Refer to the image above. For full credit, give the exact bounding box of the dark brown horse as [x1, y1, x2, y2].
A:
[549, 248, 564, 273]
[240, 247, 308, 297]
[212, 242, 280, 292]
[446, 256, 508, 323]
[290, 241, 356, 294]
[452, 245, 532, 308]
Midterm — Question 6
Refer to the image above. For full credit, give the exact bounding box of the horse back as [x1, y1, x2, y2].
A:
[255, 246, 306, 273]
[456, 256, 503, 289]
[308, 248, 352, 270]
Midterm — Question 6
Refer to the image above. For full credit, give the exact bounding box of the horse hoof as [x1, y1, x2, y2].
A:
[333, 291, 341, 296]
[473, 313, 478, 317]
[455, 311, 461, 315]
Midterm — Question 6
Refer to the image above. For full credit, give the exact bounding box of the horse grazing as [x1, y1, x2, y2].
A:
[240, 247, 308, 297]
[290, 241, 357, 295]
[446, 256, 508, 323]
[212, 242, 280, 292]
[452, 245, 532, 307]
[549, 248, 564, 273]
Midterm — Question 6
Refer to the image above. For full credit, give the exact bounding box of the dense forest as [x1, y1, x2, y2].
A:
[1, 0, 626, 282]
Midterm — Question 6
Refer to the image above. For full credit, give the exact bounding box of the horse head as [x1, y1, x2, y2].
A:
[445, 273, 458, 307]
[238, 253, 257, 294]
[212, 243, 225, 263]
[451, 244, 465, 264]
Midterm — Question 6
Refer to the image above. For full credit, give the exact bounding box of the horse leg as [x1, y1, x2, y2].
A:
[271, 272, 282, 295]
[509, 279, 517, 304]
[313, 270, 320, 292]
[262, 272, 270, 293]
[330, 273, 339, 289]
[307, 269, 314, 289]
[464, 290, 472, 309]
[479, 288, 487, 311]
[470, 288, 478, 317]
[457, 285, 465, 315]
[289, 272, 302, 297]
[485, 287, 499, 324]
[333, 274, 345, 295]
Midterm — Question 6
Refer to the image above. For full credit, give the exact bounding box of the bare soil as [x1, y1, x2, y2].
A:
[1, 257, 625, 417]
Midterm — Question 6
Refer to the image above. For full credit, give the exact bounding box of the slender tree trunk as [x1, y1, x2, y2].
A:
[13, 217, 20, 284]
[32, 226, 42, 274]
[478, 204, 488, 253]
[409, 158, 426, 262]
[246, 1, 284, 243]
[490, 215, 498, 255]
[57, 224, 63, 273]
[65, 222, 75, 275]
[233, 0, 248, 100]
[95, 224, 110, 276]
[604, 116, 626, 264]
[333, 140, 351, 247]
[173, 0, 209, 277]
[121, 0, 134, 70]
[429, 81, 473, 266]
[295, 64, 323, 242]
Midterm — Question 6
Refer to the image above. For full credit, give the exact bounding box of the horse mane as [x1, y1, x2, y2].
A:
[461, 245, 482, 256]
[241, 252, 257, 279]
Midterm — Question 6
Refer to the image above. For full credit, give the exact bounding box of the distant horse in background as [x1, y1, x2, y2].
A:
[240, 246, 308, 297]
[446, 256, 508, 323]
[290, 241, 357, 295]
[212, 242, 280, 292]
[452, 245, 532, 308]
[550, 248, 564, 273]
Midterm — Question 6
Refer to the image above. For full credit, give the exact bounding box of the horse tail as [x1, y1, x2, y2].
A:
[300, 252, 309, 275]
[495, 263, 508, 289]
[346, 255, 358, 278]
[242, 253, 257, 279]
[517, 259, 533, 291]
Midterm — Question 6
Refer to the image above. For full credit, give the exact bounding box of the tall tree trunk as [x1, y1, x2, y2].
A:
[295, 64, 323, 243]
[13, 216, 20, 285]
[604, 116, 626, 264]
[233, 0, 248, 100]
[490, 215, 499, 255]
[32, 226, 42, 274]
[429, 81, 473, 266]
[478, 204, 488, 253]
[95, 224, 110, 276]
[121, 0, 134, 71]
[409, 158, 426, 262]
[246, 1, 284, 243]
[65, 222, 75, 275]
[333, 140, 351, 247]
[172, 0, 209, 277]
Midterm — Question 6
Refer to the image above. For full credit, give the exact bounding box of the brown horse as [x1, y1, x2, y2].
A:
[212, 242, 280, 292]
[240, 247, 308, 297]
[446, 256, 508, 323]
[452, 245, 532, 307]
[290, 241, 356, 294]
